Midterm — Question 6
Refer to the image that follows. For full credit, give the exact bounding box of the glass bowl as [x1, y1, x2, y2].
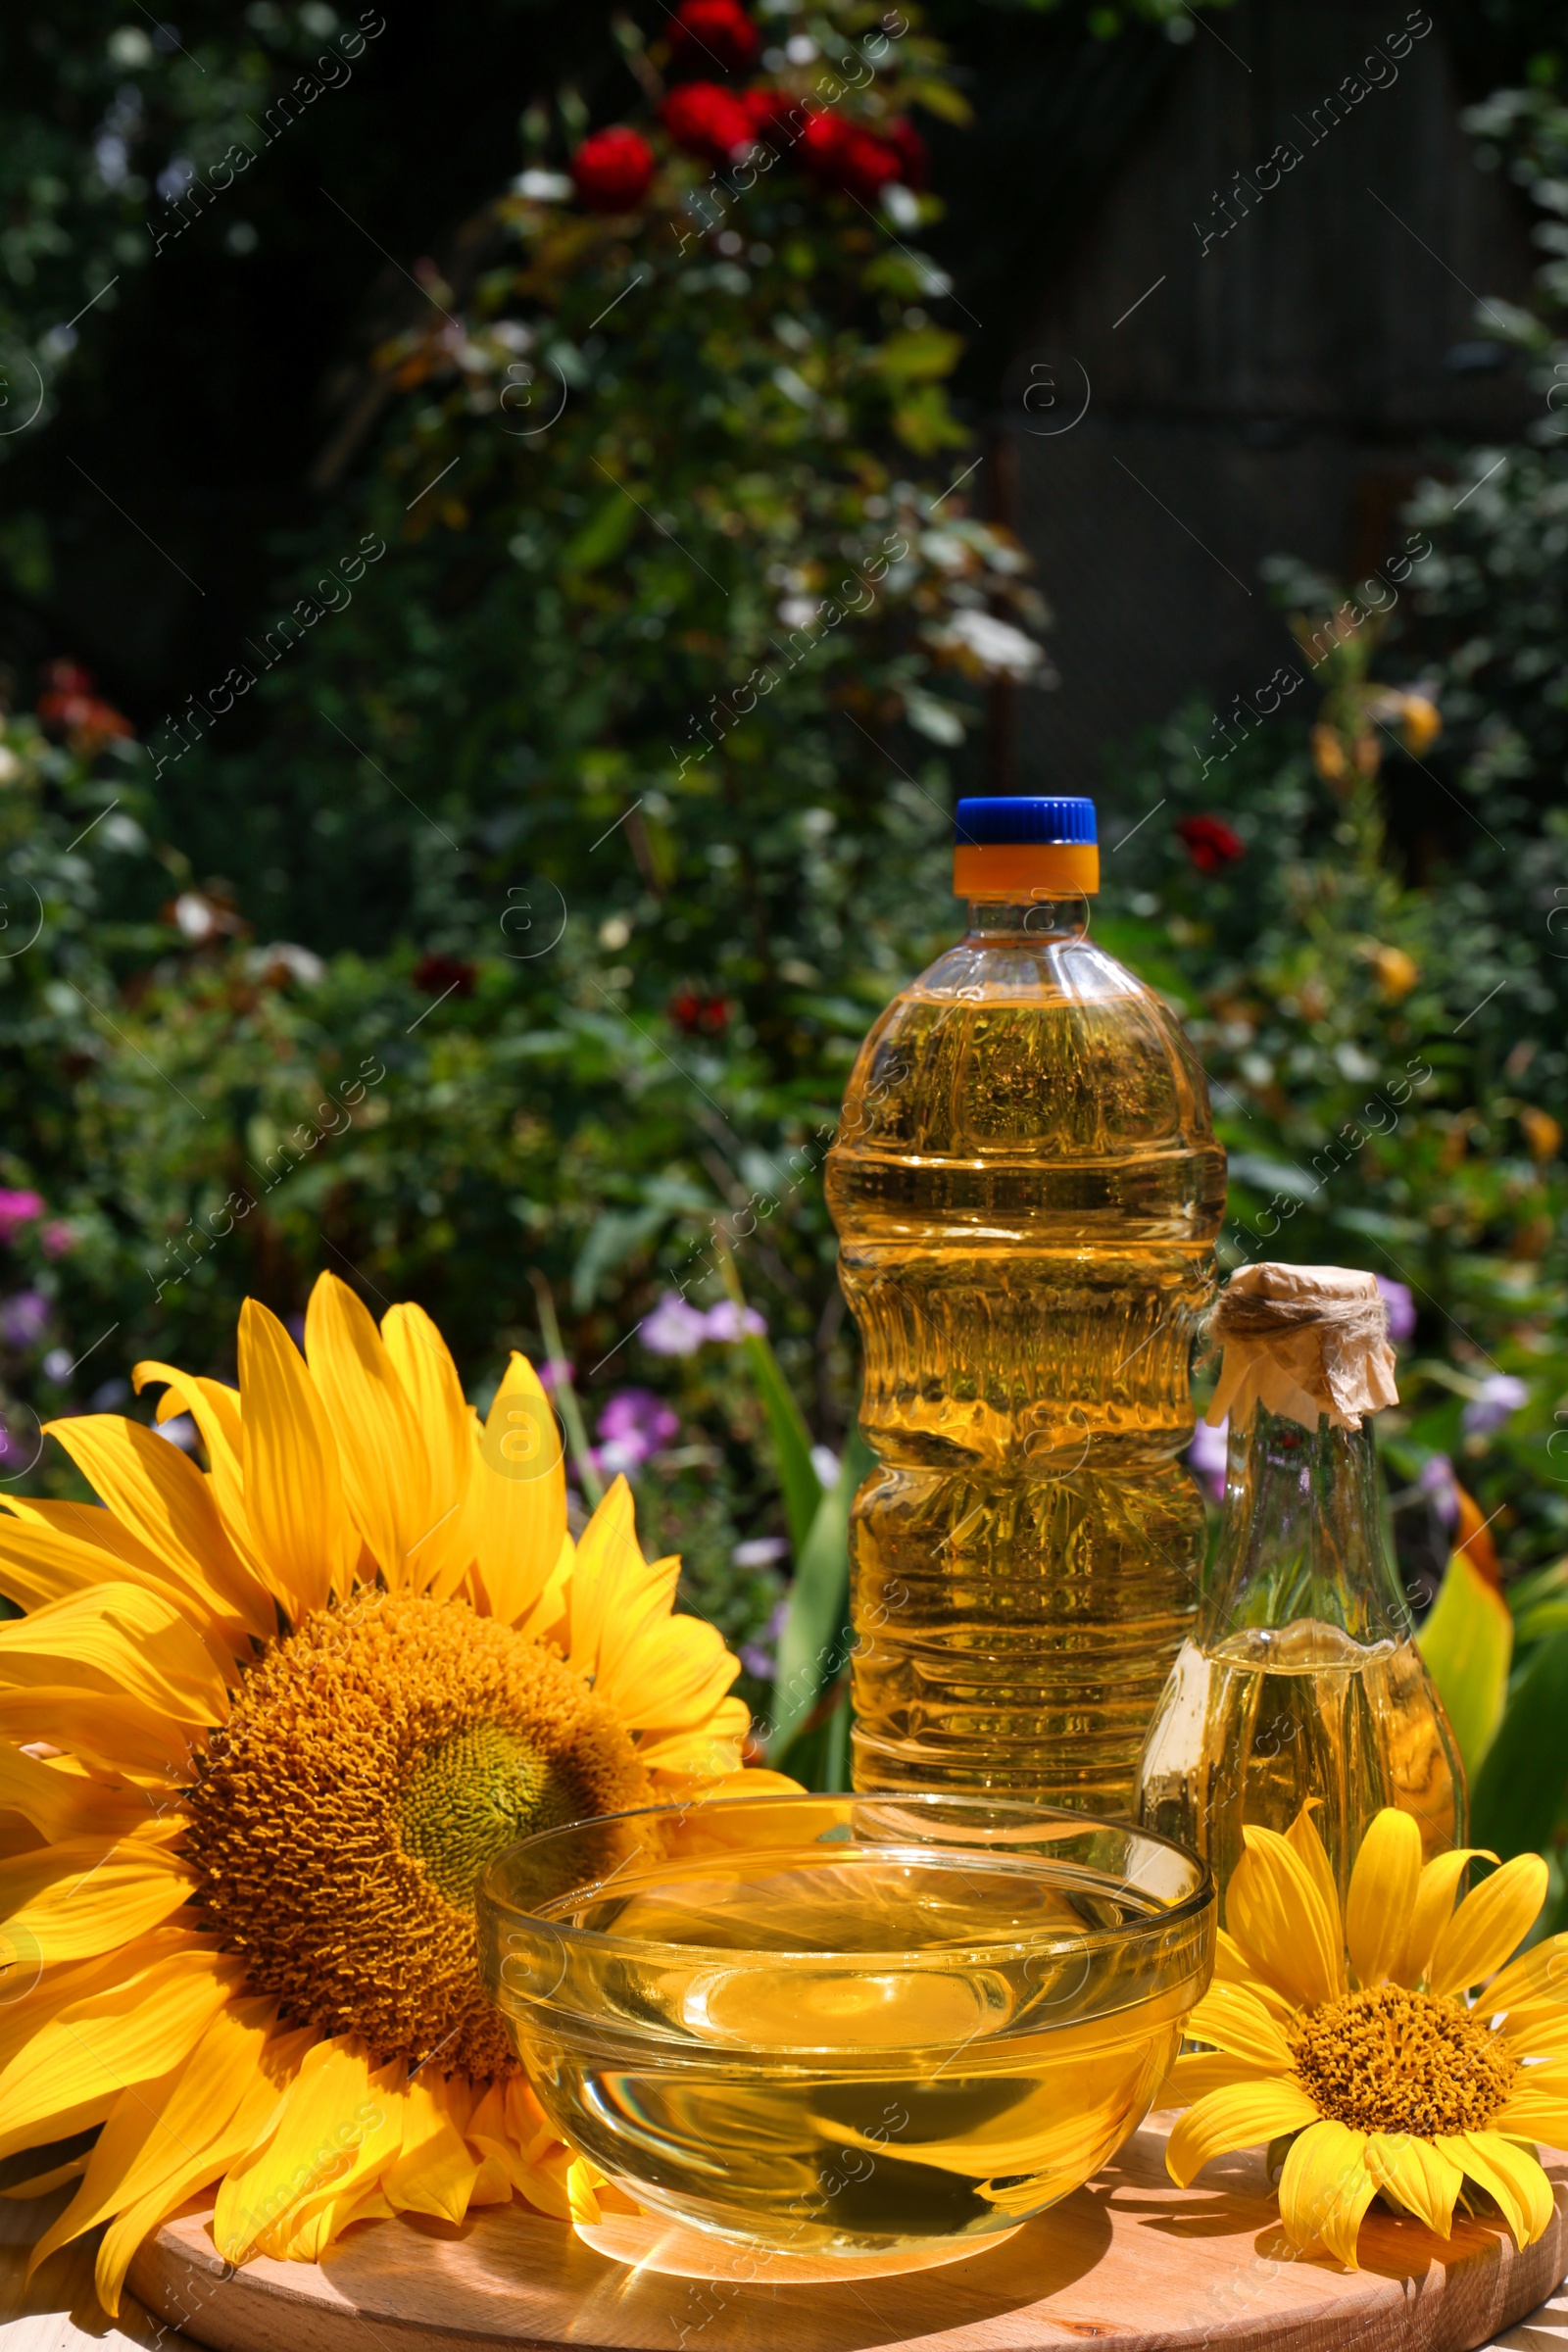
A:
[477, 1791, 1213, 2270]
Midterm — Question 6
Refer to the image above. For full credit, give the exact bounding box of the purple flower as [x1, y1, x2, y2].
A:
[536, 1358, 574, 1394]
[0, 1191, 44, 1246]
[0, 1291, 49, 1349]
[740, 1599, 791, 1681]
[703, 1299, 766, 1343]
[39, 1221, 74, 1260]
[1188, 1414, 1229, 1502]
[732, 1536, 789, 1569]
[1376, 1277, 1416, 1345]
[594, 1387, 680, 1477]
[641, 1293, 710, 1357]
[1460, 1373, 1528, 1439]
[1417, 1453, 1459, 1529]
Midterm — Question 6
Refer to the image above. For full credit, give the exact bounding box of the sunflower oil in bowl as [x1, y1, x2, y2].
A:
[825, 797, 1225, 1809]
[479, 1795, 1214, 2267]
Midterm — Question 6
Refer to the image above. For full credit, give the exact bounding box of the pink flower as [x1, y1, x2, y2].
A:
[0, 1191, 44, 1246]
[1188, 1415, 1229, 1502]
[594, 1388, 680, 1478]
[40, 1221, 74, 1259]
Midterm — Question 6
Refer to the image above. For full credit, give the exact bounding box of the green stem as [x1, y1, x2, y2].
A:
[528, 1271, 604, 1508]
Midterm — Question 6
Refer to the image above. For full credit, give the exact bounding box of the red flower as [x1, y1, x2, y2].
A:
[799, 110, 901, 204]
[668, 0, 760, 77]
[36, 659, 133, 752]
[1176, 814, 1246, 873]
[570, 126, 657, 214]
[742, 86, 800, 148]
[661, 81, 757, 166]
[669, 990, 730, 1036]
[884, 116, 927, 190]
[414, 952, 477, 998]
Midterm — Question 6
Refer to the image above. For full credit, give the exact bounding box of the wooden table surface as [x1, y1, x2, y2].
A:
[2, 2137, 1565, 2352]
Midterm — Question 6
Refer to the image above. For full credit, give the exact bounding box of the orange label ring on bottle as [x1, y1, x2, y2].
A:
[953, 841, 1101, 899]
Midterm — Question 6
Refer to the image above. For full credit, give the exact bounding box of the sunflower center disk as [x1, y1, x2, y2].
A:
[183, 1592, 650, 2078]
[1290, 1983, 1517, 2136]
[397, 1722, 577, 1906]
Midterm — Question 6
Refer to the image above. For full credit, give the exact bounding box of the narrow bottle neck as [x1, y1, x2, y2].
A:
[964, 898, 1090, 941]
[1199, 1403, 1412, 1649]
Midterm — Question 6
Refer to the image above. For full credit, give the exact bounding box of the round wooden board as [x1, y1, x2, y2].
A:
[126, 2126, 1568, 2352]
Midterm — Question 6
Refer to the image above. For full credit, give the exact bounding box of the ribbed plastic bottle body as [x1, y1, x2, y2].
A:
[825, 914, 1227, 1811]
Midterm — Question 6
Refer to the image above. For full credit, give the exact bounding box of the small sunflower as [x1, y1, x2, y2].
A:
[1165, 1804, 1567, 2268]
[0, 1274, 752, 2310]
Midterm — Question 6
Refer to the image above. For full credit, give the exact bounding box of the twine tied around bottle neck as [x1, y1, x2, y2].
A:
[1204, 1262, 1399, 1434]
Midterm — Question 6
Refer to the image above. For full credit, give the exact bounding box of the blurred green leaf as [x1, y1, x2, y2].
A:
[1417, 1549, 1513, 1775]
[768, 1425, 875, 1767]
[1471, 1627, 1568, 1859]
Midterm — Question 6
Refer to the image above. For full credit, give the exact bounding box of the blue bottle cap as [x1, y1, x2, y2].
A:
[955, 797, 1098, 847]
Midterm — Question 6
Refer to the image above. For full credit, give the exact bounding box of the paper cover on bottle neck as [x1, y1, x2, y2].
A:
[1204, 1262, 1398, 1433]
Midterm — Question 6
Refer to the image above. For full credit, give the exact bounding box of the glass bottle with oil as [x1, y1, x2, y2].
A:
[1135, 1263, 1464, 1916]
[826, 796, 1227, 1810]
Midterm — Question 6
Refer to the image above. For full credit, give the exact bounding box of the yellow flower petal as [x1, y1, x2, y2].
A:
[0, 1584, 230, 1726]
[1484, 1931, 1568, 2037]
[1184, 1982, 1296, 2071]
[1279, 2118, 1378, 2268]
[470, 1353, 566, 1625]
[0, 1513, 244, 1658]
[1166, 2051, 1283, 2103]
[380, 1303, 476, 1599]
[1396, 1847, 1496, 1988]
[1346, 1808, 1422, 1989]
[381, 2071, 479, 2224]
[1428, 1854, 1548, 1999]
[1287, 1802, 1343, 1946]
[215, 2034, 401, 2264]
[1439, 2129, 1556, 2249]
[0, 1689, 192, 1783]
[1227, 1825, 1346, 2011]
[41, 1415, 264, 1641]
[25, 1992, 275, 2277]
[1492, 2090, 1568, 2142]
[1165, 2078, 1320, 2185]
[1210, 1929, 1299, 2025]
[0, 1837, 196, 1965]
[0, 1941, 242, 2159]
[131, 1365, 279, 1622]
[305, 1273, 431, 1589]
[1363, 2130, 1462, 2238]
[239, 1298, 359, 1618]
[567, 1475, 642, 1681]
[0, 1741, 148, 1845]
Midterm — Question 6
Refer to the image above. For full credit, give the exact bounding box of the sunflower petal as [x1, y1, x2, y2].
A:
[1183, 1982, 1296, 2070]
[26, 1993, 275, 2275]
[472, 1355, 567, 1626]
[1226, 1825, 1346, 2010]
[41, 1415, 262, 1638]
[0, 1584, 229, 1725]
[1165, 2078, 1319, 2185]
[1287, 1803, 1343, 1946]
[132, 1364, 277, 1622]
[1364, 2130, 1462, 2238]
[1346, 1808, 1423, 1990]
[0, 1743, 148, 1844]
[1279, 2118, 1378, 2268]
[567, 1476, 642, 1681]
[1440, 2130, 1556, 2249]
[239, 1298, 359, 1618]
[1428, 1854, 1548, 1999]
[0, 1514, 244, 1659]
[1210, 1931, 1298, 2026]
[1483, 1931, 1568, 2032]
[0, 1941, 243, 2158]
[382, 2071, 479, 2224]
[380, 1304, 476, 1600]
[0, 1837, 197, 1967]
[1396, 1848, 1496, 1988]
[0, 1690, 192, 1783]
[214, 2035, 402, 2264]
[1492, 2091, 1568, 2142]
[304, 1273, 430, 1590]
[1166, 2051, 1283, 2102]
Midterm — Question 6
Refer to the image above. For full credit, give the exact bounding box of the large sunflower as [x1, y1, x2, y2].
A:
[0, 1273, 752, 2310]
[1165, 1803, 1567, 2268]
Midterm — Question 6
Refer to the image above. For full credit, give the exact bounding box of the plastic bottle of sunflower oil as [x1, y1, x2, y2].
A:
[825, 796, 1228, 1809]
[1135, 1262, 1465, 1919]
